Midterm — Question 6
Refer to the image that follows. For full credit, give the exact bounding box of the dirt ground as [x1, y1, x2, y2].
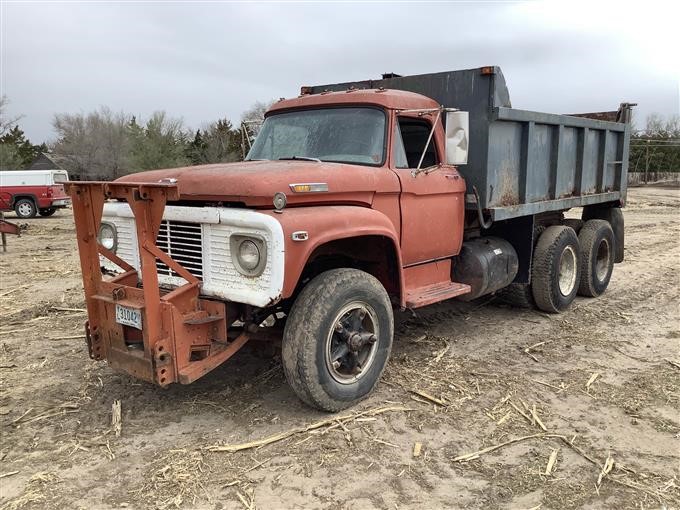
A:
[0, 186, 678, 510]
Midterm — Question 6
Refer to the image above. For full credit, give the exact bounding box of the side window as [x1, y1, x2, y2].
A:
[394, 118, 438, 168]
[392, 123, 408, 168]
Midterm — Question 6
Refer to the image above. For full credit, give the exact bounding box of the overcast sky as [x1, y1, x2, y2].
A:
[1, 1, 678, 143]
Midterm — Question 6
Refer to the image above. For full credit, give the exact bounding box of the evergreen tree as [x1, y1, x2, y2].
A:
[186, 129, 207, 165]
[184, 119, 241, 165]
[0, 125, 46, 169]
[0, 143, 24, 170]
[128, 111, 189, 171]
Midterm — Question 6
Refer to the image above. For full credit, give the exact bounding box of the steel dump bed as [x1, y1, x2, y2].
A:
[310, 66, 631, 221]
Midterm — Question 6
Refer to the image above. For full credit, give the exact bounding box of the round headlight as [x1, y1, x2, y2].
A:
[98, 222, 117, 252]
[238, 240, 260, 270]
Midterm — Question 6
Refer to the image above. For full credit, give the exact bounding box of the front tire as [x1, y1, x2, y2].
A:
[14, 198, 37, 219]
[282, 268, 393, 412]
[531, 226, 581, 313]
[577, 220, 614, 297]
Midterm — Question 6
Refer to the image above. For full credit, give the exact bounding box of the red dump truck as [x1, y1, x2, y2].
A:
[66, 66, 632, 411]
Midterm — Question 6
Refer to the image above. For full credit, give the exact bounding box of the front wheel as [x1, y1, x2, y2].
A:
[282, 268, 393, 412]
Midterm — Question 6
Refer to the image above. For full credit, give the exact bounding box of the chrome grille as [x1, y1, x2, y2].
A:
[156, 220, 203, 278]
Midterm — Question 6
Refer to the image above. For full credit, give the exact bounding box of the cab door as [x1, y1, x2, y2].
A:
[390, 113, 466, 266]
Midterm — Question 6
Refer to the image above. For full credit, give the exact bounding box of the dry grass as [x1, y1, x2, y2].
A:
[1, 472, 60, 510]
[134, 450, 209, 510]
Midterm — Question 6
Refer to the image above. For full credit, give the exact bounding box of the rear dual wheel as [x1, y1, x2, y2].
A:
[505, 219, 614, 313]
[531, 226, 581, 313]
[577, 220, 614, 297]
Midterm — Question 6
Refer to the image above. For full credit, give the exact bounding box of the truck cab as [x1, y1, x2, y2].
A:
[66, 66, 629, 411]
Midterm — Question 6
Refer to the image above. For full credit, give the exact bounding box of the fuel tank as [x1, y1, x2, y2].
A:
[453, 237, 518, 301]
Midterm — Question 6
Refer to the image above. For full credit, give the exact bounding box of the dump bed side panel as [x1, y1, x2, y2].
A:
[485, 107, 629, 220]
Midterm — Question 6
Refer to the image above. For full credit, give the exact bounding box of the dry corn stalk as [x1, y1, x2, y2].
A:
[597, 454, 614, 486]
[112, 400, 122, 437]
[207, 405, 411, 453]
[544, 448, 559, 475]
[585, 372, 600, 392]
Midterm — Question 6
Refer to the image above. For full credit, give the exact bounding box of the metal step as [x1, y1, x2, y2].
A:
[405, 281, 471, 309]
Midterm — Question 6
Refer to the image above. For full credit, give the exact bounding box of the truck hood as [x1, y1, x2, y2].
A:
[117, 160, 399, 207]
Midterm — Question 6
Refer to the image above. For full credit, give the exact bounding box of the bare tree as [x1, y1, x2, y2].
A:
[241, 99, 276, 137]
[52, 107, 131, 180]
[0, 95, 23, 137]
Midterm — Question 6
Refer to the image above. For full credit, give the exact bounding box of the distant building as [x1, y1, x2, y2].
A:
[29, 152, 85, 180]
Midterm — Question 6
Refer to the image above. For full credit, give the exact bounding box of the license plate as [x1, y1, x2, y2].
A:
[115, 304, 142, 330]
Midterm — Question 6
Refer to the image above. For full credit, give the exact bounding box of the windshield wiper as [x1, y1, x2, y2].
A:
[278, 156, 321, 162]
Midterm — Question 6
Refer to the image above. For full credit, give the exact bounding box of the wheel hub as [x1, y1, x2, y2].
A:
[558, 245, 577, 296]
[326, 302, 379, 384]
[595, 238, 611, 282]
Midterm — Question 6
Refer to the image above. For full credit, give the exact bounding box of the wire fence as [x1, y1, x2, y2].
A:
[629, 137, 680, 175]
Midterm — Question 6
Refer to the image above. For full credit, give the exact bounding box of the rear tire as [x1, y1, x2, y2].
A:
[282, 268, 393, 412]
[531, 226, 581, 313]
[14, 198, 37, 219]
[577, 220, 614, 297]
[563, 218, 584, 234]
[39, 207, 57, 217]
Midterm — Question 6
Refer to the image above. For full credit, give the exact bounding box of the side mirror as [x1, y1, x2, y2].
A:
[445, 111, 469, 165]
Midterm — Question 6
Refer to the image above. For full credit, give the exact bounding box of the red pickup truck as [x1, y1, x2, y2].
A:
[0, 169, 72, 218]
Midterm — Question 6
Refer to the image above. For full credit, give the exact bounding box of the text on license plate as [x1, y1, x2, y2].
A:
[115, 304, 142, 330]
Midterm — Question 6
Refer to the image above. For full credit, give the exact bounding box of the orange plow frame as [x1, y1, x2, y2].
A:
[66, 181, 249, 386]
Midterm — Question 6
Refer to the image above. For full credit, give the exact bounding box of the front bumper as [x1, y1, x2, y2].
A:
[84, 275, 247, 385]
[66, 181, 249, 386]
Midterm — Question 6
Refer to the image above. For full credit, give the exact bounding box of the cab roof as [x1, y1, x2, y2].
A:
[267, 89, 440, 115]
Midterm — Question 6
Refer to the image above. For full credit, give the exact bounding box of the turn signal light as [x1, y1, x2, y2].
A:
[289, 183, 328, 193]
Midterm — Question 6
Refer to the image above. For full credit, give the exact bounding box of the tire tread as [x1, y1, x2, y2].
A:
[531, 226, 580, 313]
[282, 268, 392, 412]
[577, 219, 614, 297]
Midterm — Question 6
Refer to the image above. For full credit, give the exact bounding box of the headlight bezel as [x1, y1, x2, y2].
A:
[97, 221, 118, 253]
[230, 233, 267, 277]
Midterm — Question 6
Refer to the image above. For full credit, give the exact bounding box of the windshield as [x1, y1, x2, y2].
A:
[246, 107, 386, 166]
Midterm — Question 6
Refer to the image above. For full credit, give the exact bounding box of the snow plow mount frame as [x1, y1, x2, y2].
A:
[65, 181, 249, 386]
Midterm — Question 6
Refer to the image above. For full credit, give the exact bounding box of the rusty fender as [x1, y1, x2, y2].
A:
[266, 205, 405, 306]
